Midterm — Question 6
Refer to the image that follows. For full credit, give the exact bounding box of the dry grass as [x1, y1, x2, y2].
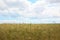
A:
[0, 24, 60, 40]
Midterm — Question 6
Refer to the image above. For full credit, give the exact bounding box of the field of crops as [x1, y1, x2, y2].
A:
[0, 24, 60, 40]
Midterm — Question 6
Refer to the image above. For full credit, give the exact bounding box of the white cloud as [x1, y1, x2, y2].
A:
[0, 20, 18, 24]
[0, 0, 7, 10]
[44, 0, 60, 3]
[42, 6, 60, 17]
[31, 0, 60, 19]
[0, 0, 60, 23]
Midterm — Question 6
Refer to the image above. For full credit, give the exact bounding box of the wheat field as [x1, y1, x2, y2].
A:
[0, 24, 60, 40]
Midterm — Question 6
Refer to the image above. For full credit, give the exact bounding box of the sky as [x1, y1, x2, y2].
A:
[0, 0, 60, 23]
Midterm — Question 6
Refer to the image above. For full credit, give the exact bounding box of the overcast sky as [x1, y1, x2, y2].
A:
[0, 0, 60, 23]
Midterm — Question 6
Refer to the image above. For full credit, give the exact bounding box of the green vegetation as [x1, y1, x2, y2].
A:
[0, 24, 60, 40]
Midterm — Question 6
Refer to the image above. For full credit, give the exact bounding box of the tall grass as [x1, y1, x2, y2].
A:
[0, 24, 60, 40]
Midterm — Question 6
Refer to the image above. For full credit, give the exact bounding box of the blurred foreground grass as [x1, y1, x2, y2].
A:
[0, 24, 60, 40]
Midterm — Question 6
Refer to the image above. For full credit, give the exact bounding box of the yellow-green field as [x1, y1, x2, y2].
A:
[0, 24, 60, 40]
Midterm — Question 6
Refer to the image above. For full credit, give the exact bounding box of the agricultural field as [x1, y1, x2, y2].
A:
[0, 24, 60, 40]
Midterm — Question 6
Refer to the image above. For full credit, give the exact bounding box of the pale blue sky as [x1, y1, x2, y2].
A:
[28, 0, 37, 3]
[0, 0, 60, 23]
